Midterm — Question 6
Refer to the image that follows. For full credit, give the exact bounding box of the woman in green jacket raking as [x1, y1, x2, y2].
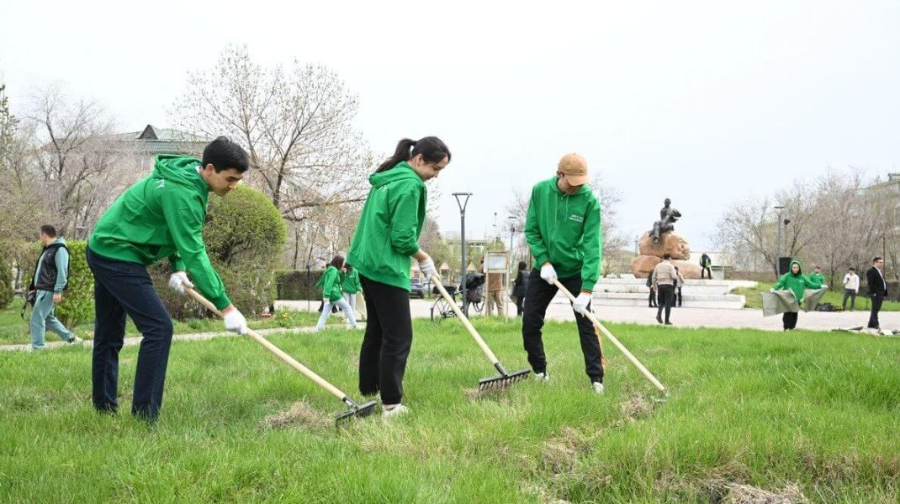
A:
[346, 136, 451, 419]
[772, 259, 822, 330]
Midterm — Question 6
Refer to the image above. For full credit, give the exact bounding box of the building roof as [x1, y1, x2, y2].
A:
[110, 124, 211, 156]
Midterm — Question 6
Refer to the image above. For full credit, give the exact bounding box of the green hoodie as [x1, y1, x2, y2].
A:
[341, 268, 361, 295]
[89, 155, 231, 310]
[774, 259, 822, 304]
[524, 177, 603, 291]
[347, 162, 426, 291]
[316, 266, 343, 302]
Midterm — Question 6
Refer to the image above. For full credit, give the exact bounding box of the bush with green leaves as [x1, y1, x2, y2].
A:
[53, 241, 93, 327]
[154, 185, 287, 320]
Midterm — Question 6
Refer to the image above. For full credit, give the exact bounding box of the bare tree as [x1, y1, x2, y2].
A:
[23, 84, 136, 239]
[171, 46, 373, 228]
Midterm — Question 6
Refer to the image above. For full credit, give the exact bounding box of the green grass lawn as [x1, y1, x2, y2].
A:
[0, 300, 334, 346]
[2, 317, 899, 503]
[735, 282, 900, 312]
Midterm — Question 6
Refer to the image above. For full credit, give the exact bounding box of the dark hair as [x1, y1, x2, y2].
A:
[814, 266, 821, 270]
[874, 257, 883, 263]
[515, 261, 527, 283]
[375, 136, 451, 173]
[663, 253, 671, 260]
[849, 267, 856, 272]
[40, 224, 57, 238]
[328, 255, 345, 269]
[202, 136, 250, 173]
[345, 264, 353, 272]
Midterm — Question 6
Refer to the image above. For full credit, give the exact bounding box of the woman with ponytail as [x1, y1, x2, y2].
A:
[346, 136, 451, 419]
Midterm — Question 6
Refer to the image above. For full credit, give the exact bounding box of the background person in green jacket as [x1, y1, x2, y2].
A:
[87, 137, 250, 421]
[522, 153, 605, 395]
[771, 259, 823, 330]
[341, 264, 361, 319]
[315, 255, 358, 331]
[28, 225, 81, 350]
[810, 265, 826, 287]
[346, 136, 450, 419]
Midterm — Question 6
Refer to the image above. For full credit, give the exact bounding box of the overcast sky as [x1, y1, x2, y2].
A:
[2, 0, 899, 252]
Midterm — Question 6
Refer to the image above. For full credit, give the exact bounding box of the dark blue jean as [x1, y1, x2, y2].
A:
[87, 247, 174, 420]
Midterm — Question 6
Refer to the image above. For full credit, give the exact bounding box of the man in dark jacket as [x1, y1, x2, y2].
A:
[28, 225, 81, 350]
[866, 257, 888, 330]
[646, 274, 657, 307]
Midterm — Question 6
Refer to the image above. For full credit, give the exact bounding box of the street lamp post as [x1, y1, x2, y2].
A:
[453, 192, 473, 315]
[774, 205, 784, 276]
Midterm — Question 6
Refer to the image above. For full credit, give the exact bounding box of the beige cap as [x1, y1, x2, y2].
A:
[558, 153, 589, 186]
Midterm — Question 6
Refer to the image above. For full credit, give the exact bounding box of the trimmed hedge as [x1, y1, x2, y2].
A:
[53, 241, 93, 327]
[0, 254, 12, 309]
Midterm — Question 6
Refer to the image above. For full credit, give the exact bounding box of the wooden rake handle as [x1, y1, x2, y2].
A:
[184, 287, 350, 402]
[553, 279, 667, 393]
[430, 274, 501, 366]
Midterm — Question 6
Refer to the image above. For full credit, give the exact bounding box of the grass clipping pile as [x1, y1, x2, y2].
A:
[704, 480, 809, 504]
[260, 401, 332, 430]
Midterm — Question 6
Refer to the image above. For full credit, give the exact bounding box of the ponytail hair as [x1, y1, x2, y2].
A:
[375, 136, 451, 173]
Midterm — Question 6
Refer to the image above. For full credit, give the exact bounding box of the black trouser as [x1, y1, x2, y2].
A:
[701, 267, 712, 279]
[87, 248, 174, 420]
[648, 290, 657, 307]
[783, 311, 798, 330]
[842, 289, 857, 311]
[521, 270, 604, 383]
[515, 296, 524, 316]
[358, 275, 413, 405]
[675, 287, 683, 307]
[656, 284, 675, 323]
[868, 293, 884, 329]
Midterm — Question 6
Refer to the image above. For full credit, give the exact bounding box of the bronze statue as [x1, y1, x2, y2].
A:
[651, 198, 681, 243]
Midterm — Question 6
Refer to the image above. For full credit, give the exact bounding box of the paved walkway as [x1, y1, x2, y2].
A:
[280, 298, 900, 333]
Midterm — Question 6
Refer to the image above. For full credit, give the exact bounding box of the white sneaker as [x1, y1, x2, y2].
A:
[382, 404, 409, 419]
[591, 382, 605, 394]
[67, 336, 83, 344]
[534, 372, 550, 383]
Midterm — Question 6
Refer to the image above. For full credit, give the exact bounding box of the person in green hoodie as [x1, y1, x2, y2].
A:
[346, 136, 450, 419]
[87, 137, 250, 421]
[315, 255, 358, 331]
[341, 264, 361, 319]
[810, 266, 826, 288]
[522, 153, 604, 394]
[772, 259, 823, 330]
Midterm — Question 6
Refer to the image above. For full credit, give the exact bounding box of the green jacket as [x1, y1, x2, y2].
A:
[524, 177, 603, 291]
[774, 260, 822, 304]
[810, 272, 825, 286]
[341, 269, 361, 294]
[89, 155, 231, 310]
[347, 162, 426, 291]
[316, 266, 343, 302]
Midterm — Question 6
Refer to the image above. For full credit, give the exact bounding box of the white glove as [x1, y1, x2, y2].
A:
[540, 264, 558, 285]
[419, 257, 438, 279]
[223, 309, 248, 335]
[770, 288, 776, 293]
[168, 271, 194, 295]
[573, 292, 592, 315]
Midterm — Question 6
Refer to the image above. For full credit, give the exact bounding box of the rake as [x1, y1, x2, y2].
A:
[553, 280, 667, 394]
[185, 288, 376, 426]
[430, 275, 530, 391]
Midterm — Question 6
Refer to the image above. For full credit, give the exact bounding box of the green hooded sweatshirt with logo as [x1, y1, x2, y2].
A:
[347, 162, 426, 292]
[774, 259, 822, 303]
[341, 268, 361, 295]
[316, 266, 343, 302]
[89, 155, 231, 310]
[525, 177, 603, 291]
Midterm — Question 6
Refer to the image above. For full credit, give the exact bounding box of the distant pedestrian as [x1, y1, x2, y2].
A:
[651, 254, 677, 325]
[341, 264, 361, 319]
[842, 267, 859, 311]
[810, 266, 825, 287]
[700, 253, 712, 280]
[673, 266, 685, 307]
[772, 259, 822, 330]
[512, 261, 529, 317]
[646, 274, 657, 308]
[315, 255, 358, 331]
[866, 257, 888, 330]
[28, 225, 81, 350]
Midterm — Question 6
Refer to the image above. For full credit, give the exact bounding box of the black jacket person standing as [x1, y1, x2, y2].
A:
[866, 257, 888, 330]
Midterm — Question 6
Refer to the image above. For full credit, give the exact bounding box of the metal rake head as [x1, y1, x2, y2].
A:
[477, 368, 531, 392]
[334, 400, 377, 427]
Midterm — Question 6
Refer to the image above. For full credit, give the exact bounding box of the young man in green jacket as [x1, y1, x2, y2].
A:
[522, 153, 605, 394]
[87, 137, 249, 420]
